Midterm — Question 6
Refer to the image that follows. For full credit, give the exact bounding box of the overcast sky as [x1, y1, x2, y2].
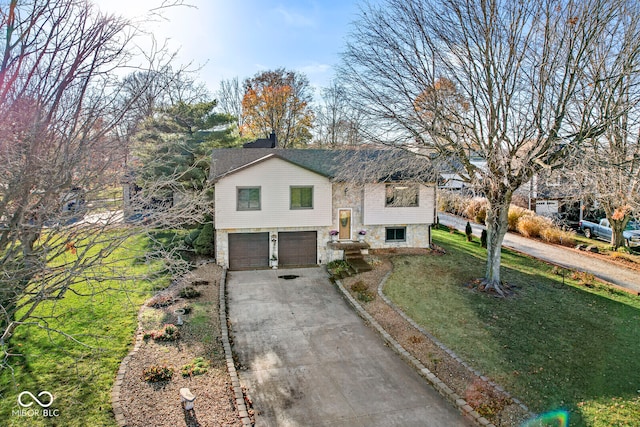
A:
[94, 0, 363, 96]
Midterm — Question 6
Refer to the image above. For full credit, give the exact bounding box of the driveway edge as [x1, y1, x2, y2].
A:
[376, 271, 535, 420]
[334, 275, 495, 427]
[219, 269, 253, 426]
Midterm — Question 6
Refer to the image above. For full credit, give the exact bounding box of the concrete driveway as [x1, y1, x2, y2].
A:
[227, 267, 473, 427]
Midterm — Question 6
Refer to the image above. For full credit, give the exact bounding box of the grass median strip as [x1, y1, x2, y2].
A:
[384, 229, 640, 427]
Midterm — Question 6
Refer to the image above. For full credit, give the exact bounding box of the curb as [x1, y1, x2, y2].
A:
[219, 269, 253, 426]
[334, 273, 533, 427]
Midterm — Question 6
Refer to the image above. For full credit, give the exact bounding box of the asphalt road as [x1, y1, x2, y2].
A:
[438, 212, 640, 294]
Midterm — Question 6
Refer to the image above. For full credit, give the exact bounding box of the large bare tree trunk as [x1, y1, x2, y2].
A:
[483, 192, 512, 295]
[609, 215, 630, 249]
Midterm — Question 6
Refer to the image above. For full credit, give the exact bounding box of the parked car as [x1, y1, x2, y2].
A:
[578, 218, 640, 247]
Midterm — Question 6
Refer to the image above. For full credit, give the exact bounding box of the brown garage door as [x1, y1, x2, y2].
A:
[278, 231, 317, 267]
[228, 233, 269, 270]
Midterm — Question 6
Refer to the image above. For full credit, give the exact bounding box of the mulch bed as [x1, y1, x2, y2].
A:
[118, 263, 242, 427]
[341, 249, 531, 427]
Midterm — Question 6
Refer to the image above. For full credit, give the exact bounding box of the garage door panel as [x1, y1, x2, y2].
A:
[279, 231, 317, 267]
[229, 233, 269, 270]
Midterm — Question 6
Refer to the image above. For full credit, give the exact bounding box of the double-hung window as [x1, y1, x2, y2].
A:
[237, 187, 261, 211]
[290, 186, 313, 209]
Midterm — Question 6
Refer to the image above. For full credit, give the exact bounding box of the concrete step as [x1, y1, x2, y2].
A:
[346, 258, 372, 273]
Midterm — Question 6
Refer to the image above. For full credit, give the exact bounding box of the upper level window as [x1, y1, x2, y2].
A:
[385, 183, 418, 207]
[237, 187, 261, 210]
[290, 186, 313, 209]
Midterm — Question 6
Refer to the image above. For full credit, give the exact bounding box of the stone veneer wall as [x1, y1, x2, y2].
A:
[327, 182, 432, 257]
[364, 224, 431, 249]
[331, 182, 365, 239]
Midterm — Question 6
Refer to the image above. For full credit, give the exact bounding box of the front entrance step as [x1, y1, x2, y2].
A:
[346, 258, 372, 273]
[344, 250, 372, 273]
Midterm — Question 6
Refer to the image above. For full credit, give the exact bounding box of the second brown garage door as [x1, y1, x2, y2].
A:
[278, 231, 317, 267]
[228, 233, 269, 270]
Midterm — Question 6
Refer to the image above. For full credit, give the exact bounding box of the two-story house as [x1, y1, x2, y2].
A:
[210, 147, 436, 270]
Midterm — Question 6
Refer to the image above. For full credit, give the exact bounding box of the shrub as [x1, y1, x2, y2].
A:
[181, 357, 209, 377]
[480, 229, 487, 248]
[351, 281, 368, 293]
[571, 271, 596, 286]
[464, 379, 511, 418]
[463, 198, 488, 224]
[179, 286, 201, 299]
[465, 221, 473, 242]
[184, 228, 202, 247]
[408, 335, 423, 344]
[516, 215, 551, 238]
[327, 260, 350, 276]
[145, 323, 180, 341]
[146, 293, 175, 308]
[438, 191, 467, 216]
[616, 246, 632, 255]
[142, 365, 174, 382]
[551, 266, 568, 276]
[356, 289, 375, 303]
[540, 227, 576, 247]
[193, 223, 214, 256]
[508, 206, 533, 231]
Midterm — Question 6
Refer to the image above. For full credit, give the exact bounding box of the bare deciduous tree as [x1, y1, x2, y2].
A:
[573, 14, 640, 248]
[0, 0, 198, 365]
[341, 0, 640, 294]
[217, 76, 244, 129]
[315, 80, 363, 146]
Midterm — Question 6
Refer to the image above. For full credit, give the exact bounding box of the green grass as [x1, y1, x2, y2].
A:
[0, 233, 169, 427]
[385, 229, 640, 427]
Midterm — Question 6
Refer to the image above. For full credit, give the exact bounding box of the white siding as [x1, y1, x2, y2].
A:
[215, 157, 332, 229]
[363, 183, 435, 225]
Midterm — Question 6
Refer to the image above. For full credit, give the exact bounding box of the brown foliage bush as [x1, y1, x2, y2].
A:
[507, 206, 534, 231]
[516, 215, 551, 238]
[437, 191, 467, 216]
[463, 198, 488, 224]
[540, 227, 576, 247]
[464, 378, 511, 418]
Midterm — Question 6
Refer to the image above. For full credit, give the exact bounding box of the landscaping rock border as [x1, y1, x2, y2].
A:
[219, 269, 253, 426]
[111, 307, 146, 427]
[376, 271, 534, 418]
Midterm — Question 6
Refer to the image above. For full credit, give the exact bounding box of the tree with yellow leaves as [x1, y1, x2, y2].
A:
[241, 68, 315, 148]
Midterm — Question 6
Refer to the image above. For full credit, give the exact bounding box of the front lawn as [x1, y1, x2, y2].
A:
[384, 229, 640, 427]
[0, 233, 172, 427]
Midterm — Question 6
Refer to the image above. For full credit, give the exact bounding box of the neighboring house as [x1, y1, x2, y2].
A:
[516, 170, 583, 223]
[210, 147, 436, 270]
